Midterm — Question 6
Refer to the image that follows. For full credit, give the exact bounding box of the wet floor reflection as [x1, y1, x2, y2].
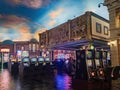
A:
[0, 69, 73, 90]
[0, 69, 11, 90]
[55, 74, 73, 90]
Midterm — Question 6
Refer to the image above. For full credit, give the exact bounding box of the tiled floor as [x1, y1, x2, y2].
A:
[112, 79, 120, 90]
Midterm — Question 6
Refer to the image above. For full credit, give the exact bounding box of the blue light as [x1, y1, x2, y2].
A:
[55, 75, 72, 90]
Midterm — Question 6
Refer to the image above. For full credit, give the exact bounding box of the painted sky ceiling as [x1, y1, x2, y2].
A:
[0, 0, 108, 41]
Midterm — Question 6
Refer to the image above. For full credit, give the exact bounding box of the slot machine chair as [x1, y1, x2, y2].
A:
[111, 66, 120, 80]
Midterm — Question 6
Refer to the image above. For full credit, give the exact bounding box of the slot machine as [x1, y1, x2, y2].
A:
[22, 57, 30, 67]
[44, 57, 53, 73]
[95, 50, 104, 79]
[30, 57, 38, 67]
[19, 57, 30, 77]
[86, 50, 97, 79]
[102, 51, 107, 68]
[10, 57, 19, 74]
[11, 57, 17, 66]
[37, 56, 44, 72]
[107, 51, 111, 67]
[75, 50, 96, 80]
[95, 51, 102, 68]
[29, 57, 38, 75]
[111, 66, 120, 80]
[38, 56, 44, 65]
[45, 57, 50, 65]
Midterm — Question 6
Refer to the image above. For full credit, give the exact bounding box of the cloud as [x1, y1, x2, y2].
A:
[17, 32, 32, 41]
[6, 0, 51, 9]
[0, 14, 33, 41]
[17, 24, 30, 33]
[0, 14, 30, 31]
[49, 19, 56, 26]
[0, 28, 8, 33]
[47, 8, 64, 26]
[0, 14, 28, 26]
[22, 0, 43, 9]
[49, 8, 63, 19]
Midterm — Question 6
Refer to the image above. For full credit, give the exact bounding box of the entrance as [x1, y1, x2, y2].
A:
[0, 48, 10, 69]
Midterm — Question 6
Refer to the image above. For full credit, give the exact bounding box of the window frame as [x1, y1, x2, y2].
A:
[104, 26, 109, 35]
[96, 22, 102, 33]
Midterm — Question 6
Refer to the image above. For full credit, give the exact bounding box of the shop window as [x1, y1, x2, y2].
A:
[96, 22, 102, 33]
[37, 44, 39, 51]
[29, 44, 31, 51]
[21, 46, 24, 51]
[104, 26, 108, 35]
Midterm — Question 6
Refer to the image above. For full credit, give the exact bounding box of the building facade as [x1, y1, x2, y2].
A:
[0, 38, 39, 62]
[39, 11, 110, 50]
[104, 0, 120, 66]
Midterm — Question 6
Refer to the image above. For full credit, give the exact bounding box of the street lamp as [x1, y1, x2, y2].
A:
[98, 3, 104, 8]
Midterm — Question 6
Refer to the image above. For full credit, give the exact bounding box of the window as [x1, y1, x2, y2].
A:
[32, 44, 35, 52]
[21, 46, 24, 50]
[29, 44, 31, 51]
[37, 44, 39, 51]
[104, 26, 108, 35]
[96, 22, 102, 33]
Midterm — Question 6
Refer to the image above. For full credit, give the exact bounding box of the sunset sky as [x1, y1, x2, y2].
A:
[0, 0, 109, 41]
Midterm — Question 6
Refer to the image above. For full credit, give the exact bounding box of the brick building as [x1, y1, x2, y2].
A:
[39, 11, 110, 51]
[0, 38, 39, 62]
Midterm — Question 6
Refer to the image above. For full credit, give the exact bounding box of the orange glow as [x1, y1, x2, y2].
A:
[1, 49, 10, 52]
[11, 59, 16, 62]
[18, 59, 21, 62]
[99, 70, 103, 75]
[91, 72, 95, 76]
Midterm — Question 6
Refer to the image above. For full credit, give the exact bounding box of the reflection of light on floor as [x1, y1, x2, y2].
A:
[15, 80, 21, 90]
[0, 69, 11, 90]
[55, 74, 73, 90]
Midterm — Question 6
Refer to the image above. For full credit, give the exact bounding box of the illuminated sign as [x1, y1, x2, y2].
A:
[1, 49, 10, 52]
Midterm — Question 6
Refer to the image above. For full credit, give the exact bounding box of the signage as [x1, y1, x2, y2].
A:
[1, 49, 10, 52]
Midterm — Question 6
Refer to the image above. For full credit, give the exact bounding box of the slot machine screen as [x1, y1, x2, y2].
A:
[45, 57, 50, 62]
[31, 58, 37, 62]
[87, 51, 93, 59]
[23, 58, 29, 62]
[103, 51, 107, 59]
[95, 51, 100, 59]
[38, 57, 44, 62]
[87, 60, 92, 67]
[107, 52, 110, 60]
[103, 60, 107, 65]
[95, 60, 100, 66]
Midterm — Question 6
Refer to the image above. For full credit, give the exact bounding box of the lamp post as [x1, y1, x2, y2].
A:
[98, 3, 105, 8]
